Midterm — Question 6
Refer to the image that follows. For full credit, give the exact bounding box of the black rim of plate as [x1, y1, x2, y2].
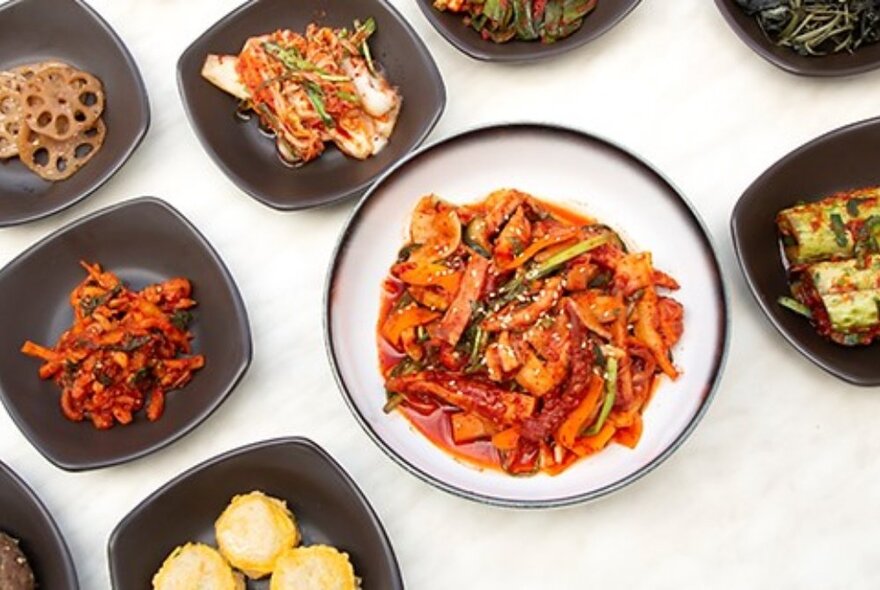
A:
[0, 460, 79, 589]
[730, 115, 880, 386]
[324, 122, 731, 509]
[175, 0, 446, 211]
[415, 0, 643, 63]
[106, 436, 404, 589]
[0, 0, 151, 227]
[0, 197, 253, 470]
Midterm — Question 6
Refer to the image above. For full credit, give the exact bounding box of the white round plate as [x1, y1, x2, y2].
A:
[325, 124, 729, 508]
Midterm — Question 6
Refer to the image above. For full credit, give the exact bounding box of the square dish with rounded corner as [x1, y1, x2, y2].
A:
[714, 0, 880, 77]
[0, 0, 150, 226]
[731, 117, 880, 386]
[0, 197, 252, 470]
[177, 0, 445, 210]
[0, 460, 79, 589]
[415, 0, 642, 63]
[107, 437, 403, 589]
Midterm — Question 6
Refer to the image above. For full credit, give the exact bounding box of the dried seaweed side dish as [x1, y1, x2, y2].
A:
[377, 190, 684, 476]
[21, 262, 205, 429]
[434, 0, 598, 44]
[736, 0, 880, 56]
[777, 187, 880, 345]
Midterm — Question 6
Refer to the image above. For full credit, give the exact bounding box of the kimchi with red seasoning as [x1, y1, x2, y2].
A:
[377, 190, 685, 476]
[21, 261, 205, 430]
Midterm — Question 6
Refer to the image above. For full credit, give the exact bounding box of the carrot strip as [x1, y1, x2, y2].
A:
[380, 305, 439, 347]
[497, 228, 578, 271]
[557, 374, 604, 451]
[570, 422, 617, 457]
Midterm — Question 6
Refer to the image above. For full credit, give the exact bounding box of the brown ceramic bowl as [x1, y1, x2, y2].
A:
[0, 0, 150, 226]
[108, 437, 403, 589]
[0, 461, 78, 589]
[416, 0, 642, 62]
[177, 0, 446, 211]
[715, 0, 880, 77]
[731, 117, 880, 385]
[0, 198, 252, 470]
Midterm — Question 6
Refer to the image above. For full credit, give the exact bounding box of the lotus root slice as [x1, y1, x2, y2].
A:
[0, 72, 25, 159]
[21, 65, 104, 141]
[17, 118, 105, 181]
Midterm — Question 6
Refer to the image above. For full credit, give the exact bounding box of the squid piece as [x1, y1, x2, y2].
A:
[483, 277, 564, 332]
[409, 195, 462, 260]
[433, 255, 489, 346]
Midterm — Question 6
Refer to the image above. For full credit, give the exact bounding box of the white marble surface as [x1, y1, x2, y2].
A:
[1, 1, 879, 588]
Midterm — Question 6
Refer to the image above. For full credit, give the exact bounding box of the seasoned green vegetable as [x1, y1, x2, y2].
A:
[433, 0, 598, 44]
[736, 0, 880, 56]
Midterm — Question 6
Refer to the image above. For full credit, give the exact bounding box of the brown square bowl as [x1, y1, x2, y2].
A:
[731, 117, 880, 385]
[715, 0, 880, 77]
[0, 197, 252, 470]
[415, 0, 642, 63]
[107, 437, 403, 589]
[0, 0, 150, 226]
[0, 461, 78, 589]
[177, 0, 446, 211]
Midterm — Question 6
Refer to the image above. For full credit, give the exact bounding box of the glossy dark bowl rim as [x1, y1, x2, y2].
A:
[730, 116, 880, 386]
[415, 0, 643, 63]
[0, 460, 79, 589]
[0, 197, 253, 470]
[175, 0, 447, 212]
[106, 436, 404, 589]
[324, 122, 731, 509]
[714, 0, 880, 77]
[0, 0, 151, 227]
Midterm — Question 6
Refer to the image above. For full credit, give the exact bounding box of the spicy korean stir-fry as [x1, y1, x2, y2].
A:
[378, 190, 684, 476]
[201, 18, 402, 165]
[21, 262, 205, 430]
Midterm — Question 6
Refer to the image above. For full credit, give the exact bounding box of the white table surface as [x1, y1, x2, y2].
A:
[2, 1, 879, 588]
